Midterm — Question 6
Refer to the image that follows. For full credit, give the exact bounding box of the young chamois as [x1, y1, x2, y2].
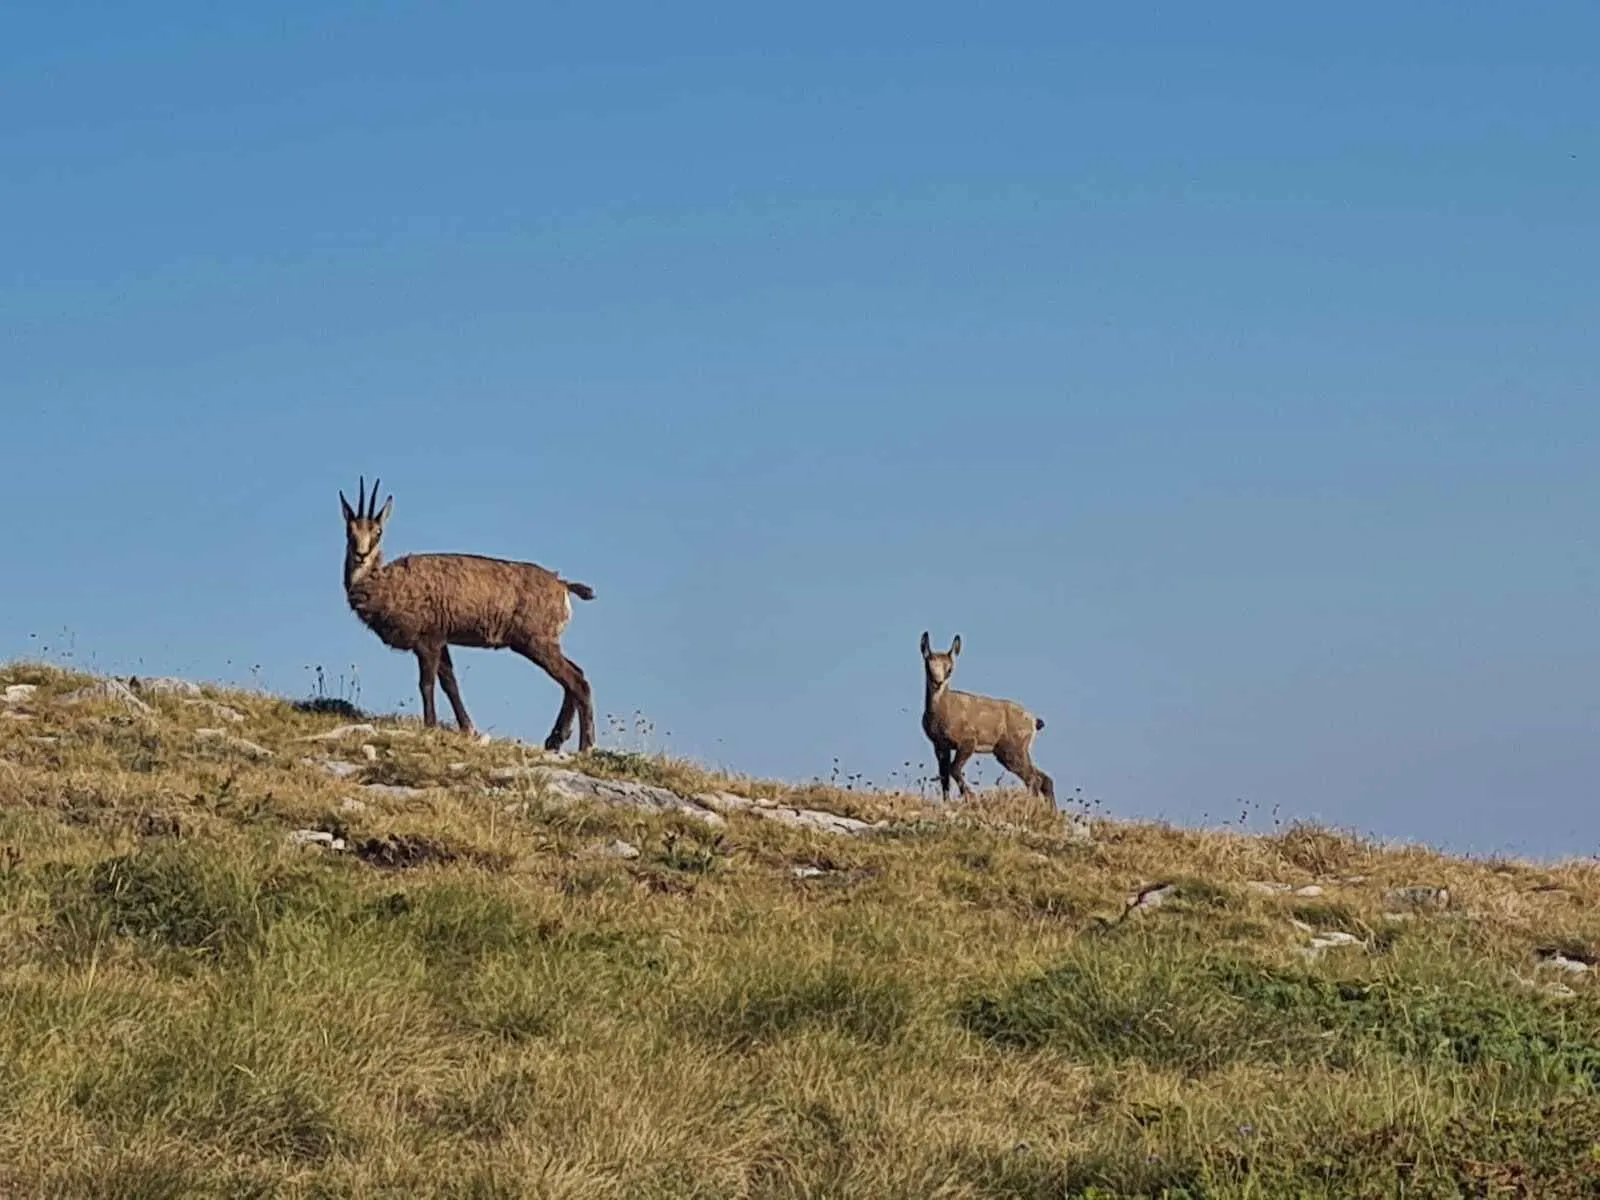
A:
[920, 632, 1054, 804]
[340, 477, 597, 750]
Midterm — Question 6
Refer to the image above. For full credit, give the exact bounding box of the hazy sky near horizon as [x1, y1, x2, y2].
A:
[2, 4, 1596, 857]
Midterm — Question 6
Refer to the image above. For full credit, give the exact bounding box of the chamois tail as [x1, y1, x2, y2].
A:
[565, 580, 596, 601]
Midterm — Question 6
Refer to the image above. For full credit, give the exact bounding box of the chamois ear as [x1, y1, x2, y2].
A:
[920, 631, 931, 657]
[375, 496, 394, 527]
[950, 635, 961, 657]
[340, 491, 356, 524]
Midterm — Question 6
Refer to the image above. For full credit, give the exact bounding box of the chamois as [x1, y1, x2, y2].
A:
[920, 632, 1054, 804]
[340, 477, 597, 750]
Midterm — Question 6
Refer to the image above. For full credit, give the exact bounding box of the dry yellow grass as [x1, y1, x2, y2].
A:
[1, 662, 1598, 1198]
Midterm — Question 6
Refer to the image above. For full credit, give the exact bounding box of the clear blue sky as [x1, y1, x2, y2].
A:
[2, 4, 1595, 858]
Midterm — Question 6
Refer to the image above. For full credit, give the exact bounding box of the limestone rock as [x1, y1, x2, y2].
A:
[523, 769, 725, 827]
[185, 698, 246, 724]
[131, 676, 203, 698]
[61, 679, 155, 717]
[692, 791, 882, 836]
[195, 729, 274, 759]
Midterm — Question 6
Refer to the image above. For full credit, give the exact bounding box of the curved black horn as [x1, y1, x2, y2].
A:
[368, 478, 382, 518]
[357, 475, 367, 518]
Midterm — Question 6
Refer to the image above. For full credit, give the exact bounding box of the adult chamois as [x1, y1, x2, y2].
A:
[340, 477, 596, 750]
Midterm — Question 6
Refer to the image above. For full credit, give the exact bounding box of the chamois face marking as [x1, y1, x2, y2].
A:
[340, 477, 393, 582]
[920, 632, 960, 689]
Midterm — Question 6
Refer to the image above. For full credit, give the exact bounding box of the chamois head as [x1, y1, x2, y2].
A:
[339, 475, 393, 574]
[920, 631, 962, 688]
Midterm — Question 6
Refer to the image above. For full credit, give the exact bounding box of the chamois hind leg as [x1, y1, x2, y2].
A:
[949, 747, 975, 800]
[436, 646, 475, 736]
[415, 644, 441, 728]
[513, 639, 595, 753]
[995, 740, 1054, 803]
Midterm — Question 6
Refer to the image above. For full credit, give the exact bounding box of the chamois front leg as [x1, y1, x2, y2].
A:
[949, 747, 975, 800]
[415, 645, 441, 728]
[437, 645, 475, 736]
[935, 745, 954, 802]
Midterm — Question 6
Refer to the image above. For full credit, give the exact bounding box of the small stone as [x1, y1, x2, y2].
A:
[361, 744, 379, 762]
[1381, 912, 1416, 923]
[1293, 885, 1324, 898]
[1291, 919, 1316, 933]
[3, 684, 38, 705]
[793, 866, 828, 879]
[601, 840, 640, 860]
[338, 797, 368, 815]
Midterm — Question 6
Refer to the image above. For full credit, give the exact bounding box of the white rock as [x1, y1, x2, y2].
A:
[303, 758, 363, 779]
[195, 729, 273, 758]
[60, 679, 155, 717]
[1127, 882, 1177, 912]
[691, 791, 883, 836]
[287, 829, 345, 850]
[185, 698, 245, 724]
[1384, 885, 1450, 909]
[695, 791, 759, 814]
[1293, 885, 1325, 898]
[601, 839, 640, 860]
[1538, 952, 1592, 975]
[297, 724, 380, 742]
[793, 866, 828, 879]
[3, 684, 38, 706]
[131, 676, 203, 698]
[1309, 931, 1362, 949]
[338, 797, 368, 815]
[523, 768, 725, 827]
[361, 744, 379, 762]
[361, 783, 429, 799]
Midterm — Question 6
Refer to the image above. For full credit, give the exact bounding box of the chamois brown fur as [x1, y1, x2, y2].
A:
[920, 632, 1054, 804]
[340, 477, 597, 750]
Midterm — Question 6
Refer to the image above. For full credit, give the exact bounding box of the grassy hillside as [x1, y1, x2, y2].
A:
[1, 663, 1598, 1198]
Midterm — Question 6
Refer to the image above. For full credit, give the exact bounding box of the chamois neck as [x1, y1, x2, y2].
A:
[344, 547, 384, 594]
[924, 675, 948, 711]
